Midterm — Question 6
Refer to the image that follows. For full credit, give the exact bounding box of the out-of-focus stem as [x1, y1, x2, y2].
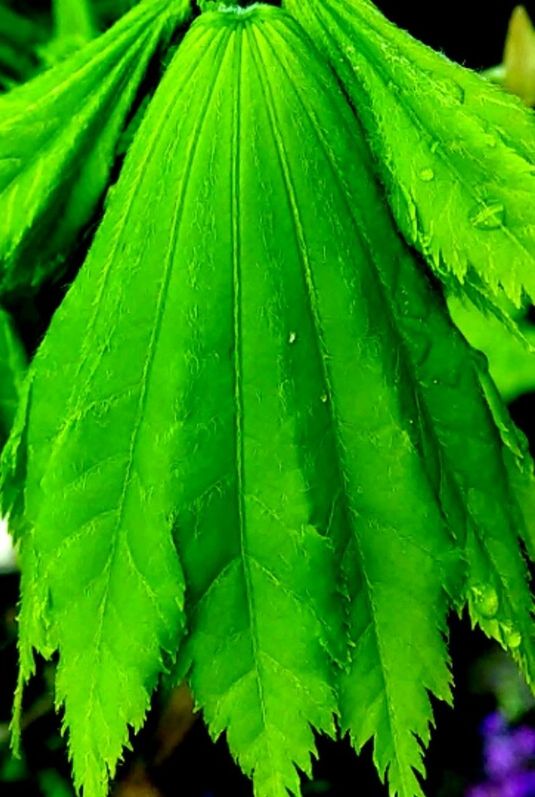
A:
[52, 0, 97, 45]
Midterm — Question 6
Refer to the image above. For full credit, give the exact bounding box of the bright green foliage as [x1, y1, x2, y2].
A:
[150, 10, 346, 795]
[1, 3, 534, 797]
[0, 4, 198, 793]
[0, 306, 25, 446]
[284, 0, 535, 311]
[0, 0, 191, 295]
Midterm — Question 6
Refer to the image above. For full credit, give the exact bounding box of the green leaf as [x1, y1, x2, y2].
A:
[169, 8, 532, 796]
[123, 9, 345, 796]
[143, 6, 531, 796]
[0, 10, 196, 796]
[0, 0, 191, 295]
[3, 4, 534, 797]
[284, 0, 535, 311]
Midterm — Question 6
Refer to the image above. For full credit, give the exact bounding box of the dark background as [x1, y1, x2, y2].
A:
[377, 0, 535, 70]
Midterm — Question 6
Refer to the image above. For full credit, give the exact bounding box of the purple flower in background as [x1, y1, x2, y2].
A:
[503, 773, 535, 797]
[482, 714, 507, 736]
[468, 712, 535, 797]
[514, 728, 535, 759]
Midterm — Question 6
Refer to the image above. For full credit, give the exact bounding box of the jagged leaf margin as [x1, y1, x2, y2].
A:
[2, 4, 534, 797]
[284, 0, 535, 312]
[0, 0, 191, 295]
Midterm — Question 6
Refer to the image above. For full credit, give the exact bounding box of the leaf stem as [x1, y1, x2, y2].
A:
[52, 0, 97, 46]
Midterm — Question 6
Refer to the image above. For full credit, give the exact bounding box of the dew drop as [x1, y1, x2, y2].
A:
[502, 623, 522, 649]
[471, 584, 499, 618]
[468, 200, 505, 231]
[320, 393, 328, 403]
[430, 74, 465, 104]
[450, 81, 466, 104]
[419, 168, 435, 182]
[288, 331, 297, 344]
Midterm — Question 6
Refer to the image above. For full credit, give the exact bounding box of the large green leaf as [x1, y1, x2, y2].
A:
[166, 8, 533, 796]
[0, 0, 191, 295]
[284, 0, 535, 311]
[2, 4, 534, 797]
[0, 10, 193, 797]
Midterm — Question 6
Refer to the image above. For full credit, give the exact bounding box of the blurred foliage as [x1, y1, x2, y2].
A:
[0, 3, 45, 89]
[448, 297, 535, 404]
[0, 0, 140, 87]
[472, 649, 535, 722]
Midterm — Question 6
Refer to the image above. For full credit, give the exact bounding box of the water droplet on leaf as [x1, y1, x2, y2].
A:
[419, 168, 435, 182]
[471, 584, 499, 618]
[501, 623, 522, 649]
[320, 393, 328, 403]
[469, 200, 506, 230]
[429, 74, 465, 104]
[288, 331, 297, 344]
[451, 81, 466, 104]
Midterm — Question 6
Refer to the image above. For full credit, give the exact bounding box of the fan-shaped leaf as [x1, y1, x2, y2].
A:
[284, 0, 535, 310]
[165, 8, 533, 796]
[2, 4, 534, 797]
[0, 10, 199, 795]
[133, 6, 532, 795]
[0, 0, 191, 294]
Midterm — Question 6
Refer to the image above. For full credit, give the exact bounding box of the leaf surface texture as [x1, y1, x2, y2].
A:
[1, 5, 534, 797]
[284, 0, 535, 310]
[166, 8, 533, 796]
[0, 0, 191, 294]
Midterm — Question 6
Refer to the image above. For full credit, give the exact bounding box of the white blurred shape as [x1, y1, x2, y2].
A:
[0, 517, 16, 572]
